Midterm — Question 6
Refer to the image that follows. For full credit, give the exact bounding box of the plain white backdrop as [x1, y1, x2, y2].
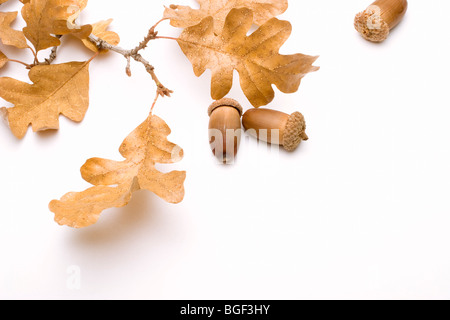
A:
[1, 0, 450, 300]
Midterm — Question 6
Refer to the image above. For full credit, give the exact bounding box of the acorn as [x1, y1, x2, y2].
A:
[354, 0, 408, 42]
[242, 109, 308, 152]
[208, 98, 243, 164]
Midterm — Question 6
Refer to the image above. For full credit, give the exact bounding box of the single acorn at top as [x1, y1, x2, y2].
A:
[354, 0, 408, 42]
[242, 108, 308, 152]
[208, 98, 243, 164]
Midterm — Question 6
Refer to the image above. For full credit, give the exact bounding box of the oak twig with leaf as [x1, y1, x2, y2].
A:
[0, 0, 318, 228]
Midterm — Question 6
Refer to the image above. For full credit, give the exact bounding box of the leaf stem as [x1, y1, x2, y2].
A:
[155, 36, 178, 41]
[153, 17, 169, 30]
[149, 90, 160, 116]
[87, 51, 100, 64]
[8, 59, 32, 68]
[27, 45, 37, 60]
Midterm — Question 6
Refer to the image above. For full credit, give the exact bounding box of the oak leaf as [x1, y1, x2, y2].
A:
[0, 11, 28, 49]
[0, 61, 90, 139]
[164, 0, 288, 34]
[177, 7, 319, 107]
[49, 115, 186, 228]
[79, 19, 120, 52]
[1, 0, 28, 3]
[0, 50, 7, 69]
[22, 0, 92, 52]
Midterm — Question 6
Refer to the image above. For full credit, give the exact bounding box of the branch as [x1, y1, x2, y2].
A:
[130, 18, 167, 54]
[42, 44, 59, 65]
[88, 21, 173, 98]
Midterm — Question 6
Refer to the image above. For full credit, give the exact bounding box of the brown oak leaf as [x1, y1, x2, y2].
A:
[164, 0, 288, 34]
[0, 50, 7, 69]
[177, 7, 319, 107]
[49, 115, 186, 228]
[0, 11, 28, 49]
[1, 0, 28, 3]
[79, 19, 120, 52]
[0, 61, 90, 139]
[22, 0, 92, 52]
[0, 0, 30, 4]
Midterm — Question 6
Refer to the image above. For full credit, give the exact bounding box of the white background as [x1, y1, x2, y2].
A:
[1, 0, 450, 300]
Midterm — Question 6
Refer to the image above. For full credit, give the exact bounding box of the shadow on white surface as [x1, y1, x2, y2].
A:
[66, 190, 157, 246]
[36, 129, 59, 140]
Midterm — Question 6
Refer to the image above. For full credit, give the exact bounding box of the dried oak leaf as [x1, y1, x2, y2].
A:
[0, 11, 28, 49]
[177, 7, 319, 107]
[1, 0, 27, 3]
[0, 50, 7, 69]
[164, 0, 288, 34]
[0, 61, 90, 139]
[22, 0, 92, 52]
[79, 19, 120, 53]
[49, 115, 186, 228]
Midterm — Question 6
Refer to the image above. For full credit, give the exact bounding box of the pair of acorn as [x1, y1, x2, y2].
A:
[208, 98, 309, 164]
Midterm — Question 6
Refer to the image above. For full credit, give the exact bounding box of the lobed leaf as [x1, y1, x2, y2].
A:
[49, 115, 186, 228]
[21, 0, 92, 52]
[0, 61, 90, 138]
[0, 50, 7, 69]
[0, 11, 28, 49]
[177, 7, 319, 107]
[164, 0, 288, 34]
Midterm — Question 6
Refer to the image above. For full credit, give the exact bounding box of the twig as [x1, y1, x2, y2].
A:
[43, 35, 62, 65]
[88, 19, 173, 99]
[42, 45, 58, 65]
[125, 56, 132, 77]
[130, 17, 168, 55]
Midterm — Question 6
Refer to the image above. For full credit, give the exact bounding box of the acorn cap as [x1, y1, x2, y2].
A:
[208, 98, 243, 117]
[283, 112, 308, 152]
[354, 7, 390, 42]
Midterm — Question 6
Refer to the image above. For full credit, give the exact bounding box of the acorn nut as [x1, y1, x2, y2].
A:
[208, 98, 243, 164]
[242, 109, 308, 152]
[354, 0, 408, 42]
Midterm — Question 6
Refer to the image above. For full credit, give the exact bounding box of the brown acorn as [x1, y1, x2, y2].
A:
[242, 108, 308, 152]
[354, 0, 408, 42]
[208, 98, 243, 164]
